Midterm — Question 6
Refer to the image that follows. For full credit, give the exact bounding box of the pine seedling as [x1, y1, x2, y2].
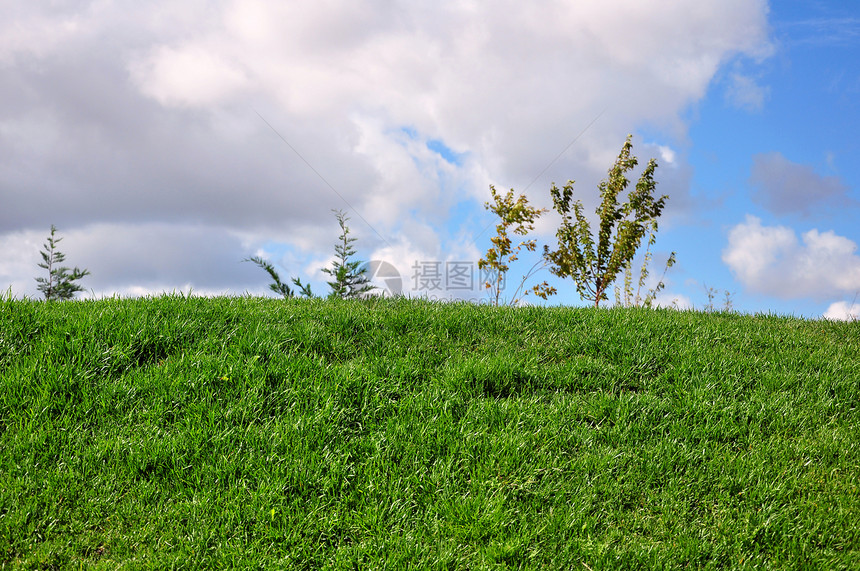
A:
[322, 209, 375, 299]
[35, 225, 90, 301]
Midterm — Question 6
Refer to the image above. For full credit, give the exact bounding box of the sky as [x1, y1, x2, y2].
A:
[1, 0, 859, 319]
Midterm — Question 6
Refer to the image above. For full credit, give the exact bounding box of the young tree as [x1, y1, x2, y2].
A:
[35, 225, 90, 301]
[614, 222, 676, 308]
[244, 256, 313, 299]
[543, 135, 671, 307]
[478, 185, 556, 306]
[322, 209, 375, 299]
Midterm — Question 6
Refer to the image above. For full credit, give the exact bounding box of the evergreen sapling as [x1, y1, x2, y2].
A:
[322, 209, 375, 299]
[35, 225, 90, 301]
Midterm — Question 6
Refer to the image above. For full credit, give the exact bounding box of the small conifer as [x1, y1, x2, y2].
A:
[322, 210, 375, 299]
[35, 225, 90, 301]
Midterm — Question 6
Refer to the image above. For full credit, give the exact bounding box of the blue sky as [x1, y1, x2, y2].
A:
[673, 0, 860, 318]
[1, 1, 858, 319]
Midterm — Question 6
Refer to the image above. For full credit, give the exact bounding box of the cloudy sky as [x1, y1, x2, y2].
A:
[2, 0, 858, 319]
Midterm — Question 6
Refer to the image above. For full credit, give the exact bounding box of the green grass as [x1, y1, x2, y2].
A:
[1, 294, 858, 569]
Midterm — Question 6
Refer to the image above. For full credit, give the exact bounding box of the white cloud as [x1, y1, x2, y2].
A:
[349, 115, 471, 226]
[0, 0, 772, 298]
[129, 44, 249, 107]
[823, 300, 860, 321]
[656, 145, 677, 166]
[723, 215, 860, 299]
[126, 0, 773, 189]
[653, 292, 693, 310]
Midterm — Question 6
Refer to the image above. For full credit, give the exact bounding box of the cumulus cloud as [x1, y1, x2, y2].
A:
[823, 300, 860, 321]
[722, 215, 860, 299]
[749, 152, 852, 217]
[0, 0, 772, 296]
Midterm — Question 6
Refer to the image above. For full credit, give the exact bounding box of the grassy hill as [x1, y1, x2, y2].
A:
[1, 295, 858, 569]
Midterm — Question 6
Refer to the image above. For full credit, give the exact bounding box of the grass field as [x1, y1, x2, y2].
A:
[1, 294, 858, 569]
